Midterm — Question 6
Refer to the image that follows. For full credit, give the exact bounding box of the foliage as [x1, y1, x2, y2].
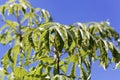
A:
[0, 0, 120, 80]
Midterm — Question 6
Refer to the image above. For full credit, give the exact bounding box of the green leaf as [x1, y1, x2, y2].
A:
[101, 39, 108, 52]
[0, 68, 4, 80]
[43, 29, 50, 51]
[66, 54, 79, 63]
[28, 32, 35, 49]
[0, 0, 120, 80]
[78, 29, 84, 45]
[55, 26, 68, 43]
[59, 61, 69, 73]
[83, 59, 91, 73]
[99, 55, 109, 70]
[108, 42, 120, 63]
[5, 20, 18, 30]
[11, 45, 20, 70]
[0, 5, 6, 17]
[89, 35, 96, 48]
[41, 9, 50, 22]
[39, 56, 54, 64]
[14, 67, 28, 79]
[111, 46, 120, 63]
[55, 28, 64, 52]
[68, 41, 75, 52]
[114, 62, 120, 69]
[21, 12, 34, 24]
[79, 48, 87, 56]
[80, 65, 88, 80]
[69, 63, 76, 78]
[1, 48, 12, 69]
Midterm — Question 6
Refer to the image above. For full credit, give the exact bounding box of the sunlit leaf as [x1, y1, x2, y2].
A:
[14, 67, 28, 79]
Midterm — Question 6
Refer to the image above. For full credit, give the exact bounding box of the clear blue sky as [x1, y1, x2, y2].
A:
[0, 0, 120, 80]
[29, 0, 120, 33]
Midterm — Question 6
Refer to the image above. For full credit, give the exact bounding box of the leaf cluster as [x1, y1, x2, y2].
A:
[0, 0, 120, 80]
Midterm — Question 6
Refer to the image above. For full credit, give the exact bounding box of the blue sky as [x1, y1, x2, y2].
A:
[30, 0, 120, 33]
[0, 0, 120, 80]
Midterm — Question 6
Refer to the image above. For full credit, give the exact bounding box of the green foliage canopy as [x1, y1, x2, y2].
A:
[0, 0, 120, 80]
